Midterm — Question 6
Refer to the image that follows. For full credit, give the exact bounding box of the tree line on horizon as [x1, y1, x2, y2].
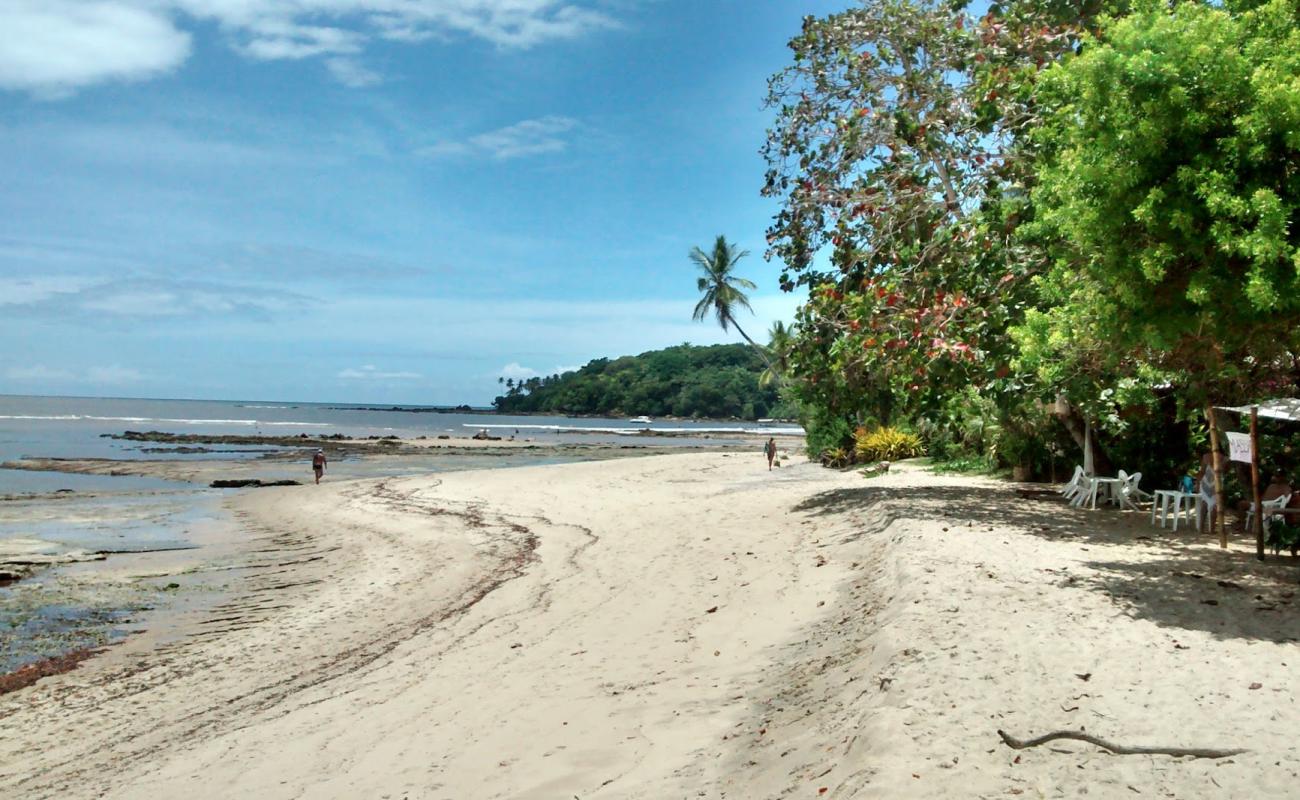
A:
[492, 344, 795, 420]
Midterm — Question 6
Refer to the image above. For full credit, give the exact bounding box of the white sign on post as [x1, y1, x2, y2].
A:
[1226, 431, 1253, 463]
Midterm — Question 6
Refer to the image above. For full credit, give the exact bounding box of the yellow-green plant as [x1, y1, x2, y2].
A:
[855, 427, 923, 462]
[820, 446, 851, 468]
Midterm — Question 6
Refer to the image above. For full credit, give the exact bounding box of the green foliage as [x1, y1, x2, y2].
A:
[915, 388, 1002, 463]
[801, 404, 857, 461]
[854, 426, 924, 462]
[821, 447, 852, 468]
[492, 344, 789, 421]
[690, 235, 780, 381]
[1266, 520, 1300, 555]
[764, 0, 1300, 481]
[691, 236, 757, 333]
[1022, 0, 1300, 406]
[930, 454, 1000, 475]
[761, 0, 1082, 431]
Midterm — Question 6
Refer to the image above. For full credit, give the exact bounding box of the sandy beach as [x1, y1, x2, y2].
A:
[3, 453, 1299, 798]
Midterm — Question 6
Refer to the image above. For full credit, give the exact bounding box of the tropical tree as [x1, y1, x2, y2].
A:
[1019, 0, 1300, 411]
[691, 235, 778, 375]
[760, 321, 794, 387]
[761, 0, 1082, 446]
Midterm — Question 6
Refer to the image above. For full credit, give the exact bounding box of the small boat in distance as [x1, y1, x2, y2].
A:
[629, 415, 653, 424]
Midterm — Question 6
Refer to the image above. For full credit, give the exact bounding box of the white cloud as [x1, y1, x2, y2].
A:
[0, 0, 192, 97]
[80, 290, 185, 317]
[4, 364, 76, 382]
[234, 20, 362, 61]
[3, 363, 143, 384]
[3, 277, 312, 320]
[338, 364, 422, 380]
[0, 1, 622, 96]
[498, 362, 538, 380]
[0, 275, 96, 306]
[86, 365, 145, 384]
[499, 362, 580, 380]
[326, 57, 381, 88]
[421, 116, 578, 161]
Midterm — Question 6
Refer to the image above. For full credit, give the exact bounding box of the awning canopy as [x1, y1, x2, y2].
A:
[1216, 398, 1300, 423]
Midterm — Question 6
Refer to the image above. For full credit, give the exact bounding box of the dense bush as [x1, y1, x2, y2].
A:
[800, 405, 856, 462]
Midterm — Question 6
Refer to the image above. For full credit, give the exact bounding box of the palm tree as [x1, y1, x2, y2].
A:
[691, 235, 778, 377]
[760, 321, 793, 387]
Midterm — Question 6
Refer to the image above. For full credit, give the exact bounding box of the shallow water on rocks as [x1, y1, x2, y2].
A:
[0, 487, 224, 676]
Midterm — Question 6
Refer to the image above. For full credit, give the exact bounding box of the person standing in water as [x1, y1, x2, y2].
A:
[764, 437, 777, 470]
[312, 449, 327, 484]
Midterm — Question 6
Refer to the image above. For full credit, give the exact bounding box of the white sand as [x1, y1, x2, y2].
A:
[2, 455, 1297, 798]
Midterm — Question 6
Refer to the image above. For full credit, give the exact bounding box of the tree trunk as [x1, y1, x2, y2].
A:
[729, 316, 783, 385]
[1052, 395, 1113, 475]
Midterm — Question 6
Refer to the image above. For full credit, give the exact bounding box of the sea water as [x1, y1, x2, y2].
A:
[0, 393, 802, 493]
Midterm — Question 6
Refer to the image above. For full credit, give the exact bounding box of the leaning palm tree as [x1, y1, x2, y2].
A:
[760, 320, 793, 387]
[691, 235, 778, 376]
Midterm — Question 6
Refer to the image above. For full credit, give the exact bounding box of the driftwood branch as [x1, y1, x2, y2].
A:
[997, 729, 1247, 760]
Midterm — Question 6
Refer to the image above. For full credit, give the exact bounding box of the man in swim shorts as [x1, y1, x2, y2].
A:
[312, 449, 327, 484]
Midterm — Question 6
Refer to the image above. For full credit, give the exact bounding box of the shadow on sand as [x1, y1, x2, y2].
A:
[794, 480, 1300, 642]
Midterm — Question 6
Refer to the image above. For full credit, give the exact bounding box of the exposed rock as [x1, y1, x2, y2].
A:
[209, 479, 302, 489]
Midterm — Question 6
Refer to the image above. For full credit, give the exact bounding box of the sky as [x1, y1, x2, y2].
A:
[0, 0, 844, 405]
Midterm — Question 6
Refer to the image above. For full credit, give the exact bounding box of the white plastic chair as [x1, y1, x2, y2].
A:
[1245, 493, 1293, 536]
[1196, 472, 1218, 532]
[1114, 471, 1150, 511]
[1070, 473, 1098, 507]
[1061, 465, 1087, 502]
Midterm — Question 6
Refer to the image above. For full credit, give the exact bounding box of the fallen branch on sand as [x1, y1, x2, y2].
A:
[997, 729, 1247, 759]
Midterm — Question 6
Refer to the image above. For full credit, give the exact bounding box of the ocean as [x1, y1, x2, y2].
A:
[0, 394, 801, 491]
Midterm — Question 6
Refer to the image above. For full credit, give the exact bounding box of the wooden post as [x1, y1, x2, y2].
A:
[1251, 406, 1264, 561]
[1208, 407, 1227, 548]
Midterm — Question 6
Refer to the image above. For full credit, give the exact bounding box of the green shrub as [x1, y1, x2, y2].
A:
[802, 407, 855, 460]
[855, 426, 923, 462]
[820, 446, 851, 468]
[1267, 521, 1300, 555]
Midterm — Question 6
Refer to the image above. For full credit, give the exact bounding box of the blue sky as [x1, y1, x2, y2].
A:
[0, 0, 842, 405]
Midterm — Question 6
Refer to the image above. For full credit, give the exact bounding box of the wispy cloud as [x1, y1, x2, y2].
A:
[86, 365, 145, 384]
[421, 116, 578, 161]
[325, 57, 381, 88]
[0, 275, 97, 306]
[4, 363, 144, 385]
[0, 1, 623, 96]
[338, 365, 422, 380]
[4, 364, 76, 382]
[3, 276, 312, 321]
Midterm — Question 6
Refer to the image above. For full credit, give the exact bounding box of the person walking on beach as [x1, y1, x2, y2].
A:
[764, 437, 777, 471]
[312, 449, 327, 484]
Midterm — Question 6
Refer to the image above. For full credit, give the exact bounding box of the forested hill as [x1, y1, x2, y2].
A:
[492, 344, 787, 420]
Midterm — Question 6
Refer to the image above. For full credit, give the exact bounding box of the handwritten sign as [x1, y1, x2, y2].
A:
[1226, 431, 1253, 463]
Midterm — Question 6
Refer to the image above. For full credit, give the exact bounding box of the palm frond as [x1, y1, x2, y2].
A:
[692, 294, 713, 322]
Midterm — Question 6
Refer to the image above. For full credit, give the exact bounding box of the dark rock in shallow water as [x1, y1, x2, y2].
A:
[209, 479, 302, 488]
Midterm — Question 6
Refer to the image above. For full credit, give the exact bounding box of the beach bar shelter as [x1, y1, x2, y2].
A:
[1213, 399, 1300, 560]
